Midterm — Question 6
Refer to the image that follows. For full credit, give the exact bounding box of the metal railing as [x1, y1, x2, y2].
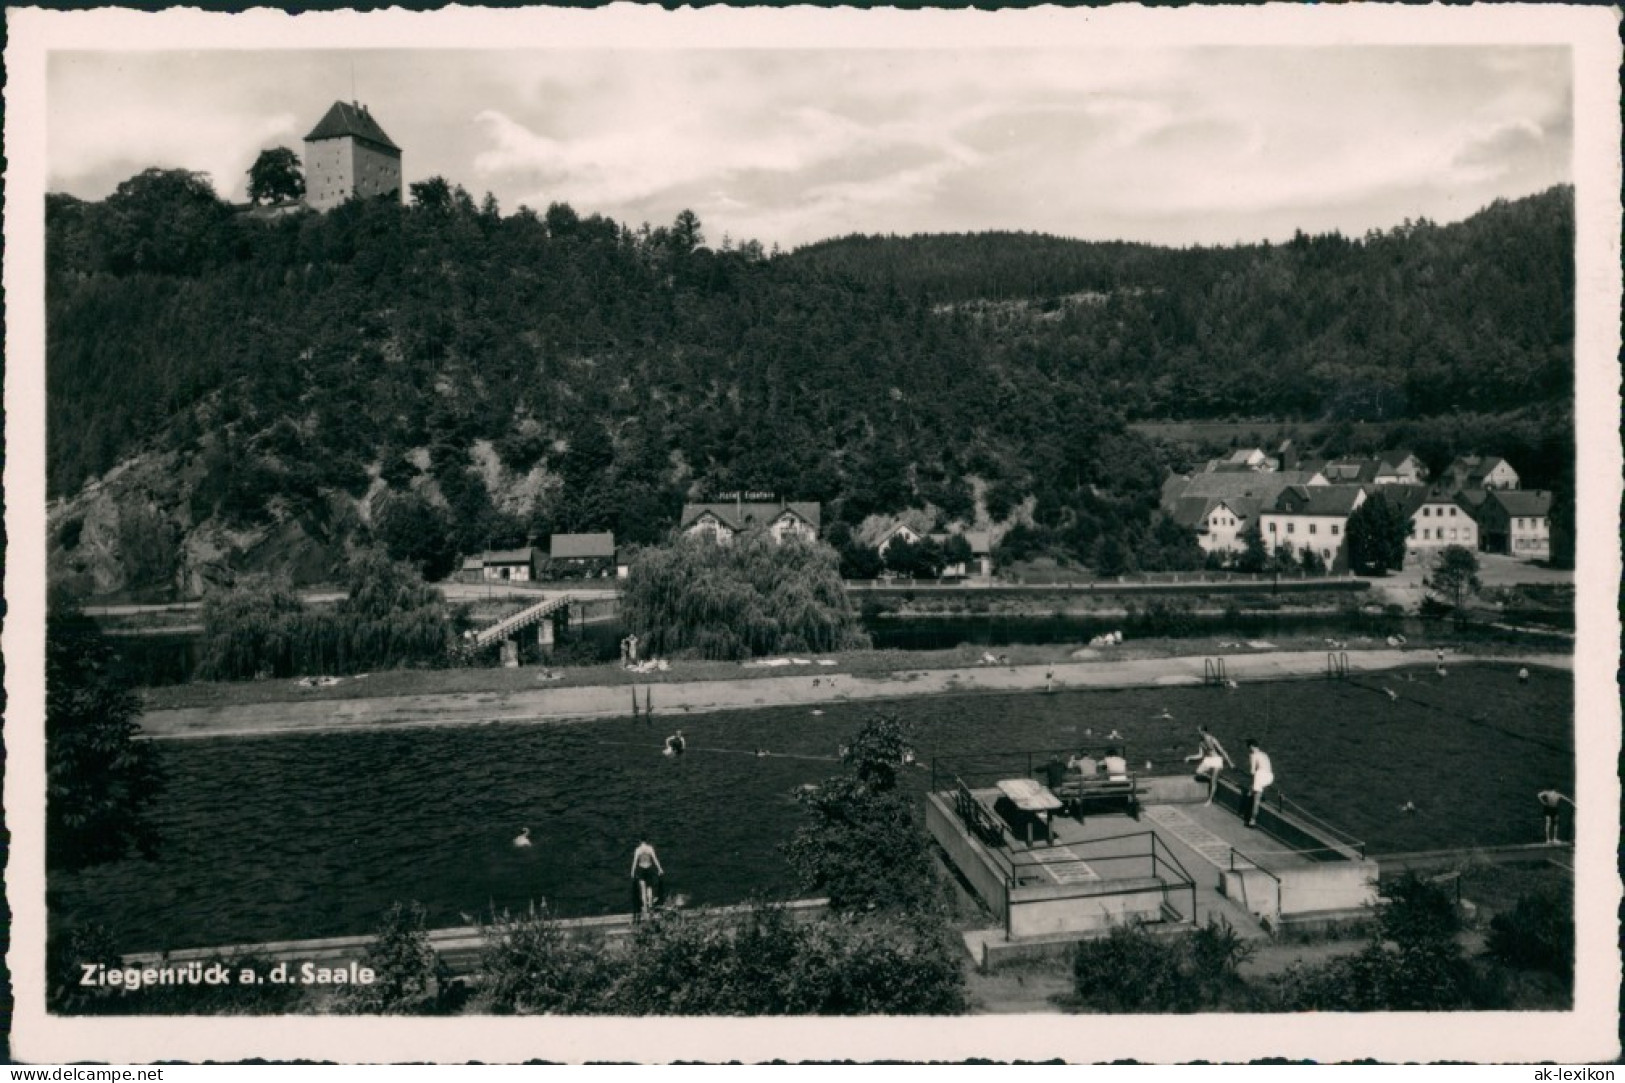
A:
[1228, 845, 1284, 918]
[941, 786, 1201, 934]
[1272, 791, 1368, 859]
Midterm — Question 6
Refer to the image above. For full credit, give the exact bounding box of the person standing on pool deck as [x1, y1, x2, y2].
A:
[1537, 789, 1574, 845]
[1244, 739, 1274, 828]
[1184, 726, 1235, 805]
[631, 839, 664, 916]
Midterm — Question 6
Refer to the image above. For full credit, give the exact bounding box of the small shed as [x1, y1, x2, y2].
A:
[482, 548, 541, 582]
[549, 532, 616, 578]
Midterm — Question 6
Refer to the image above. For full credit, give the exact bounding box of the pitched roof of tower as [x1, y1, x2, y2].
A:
[304, 101, 401, 154]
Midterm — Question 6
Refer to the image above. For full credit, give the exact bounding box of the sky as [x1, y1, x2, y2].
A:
[47, 45, 1571, 249]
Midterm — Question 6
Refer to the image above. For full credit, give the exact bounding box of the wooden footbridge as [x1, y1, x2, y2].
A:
[470, 593, 576, 649]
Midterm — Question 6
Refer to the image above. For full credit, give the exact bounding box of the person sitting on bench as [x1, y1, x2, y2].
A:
[1067, 750, 1098, 776]
[1102, 747, 1129, 781]
[1043, 755, 1068, 791]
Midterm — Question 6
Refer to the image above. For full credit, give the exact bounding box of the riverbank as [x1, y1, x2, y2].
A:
[139, 647, 1572, 741]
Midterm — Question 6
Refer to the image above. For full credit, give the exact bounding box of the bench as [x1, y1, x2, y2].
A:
[954, 781, 1008, 847]
[1052, 774, 1142, 820]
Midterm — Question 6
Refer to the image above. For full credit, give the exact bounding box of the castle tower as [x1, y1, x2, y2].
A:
[302, 101, 402, 211]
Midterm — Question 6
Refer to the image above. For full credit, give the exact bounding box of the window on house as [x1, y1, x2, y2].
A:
[1422, 507, 1430, 517]
[1331, 525, 1339, 536]
[1268, 523, 1276, 533]
[1287, 523, 1295, 534]
[1309, 524, 1317, 535]
[1449, 507, 1457, 517]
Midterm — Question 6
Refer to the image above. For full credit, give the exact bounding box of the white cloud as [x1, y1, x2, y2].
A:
[47, 46, 1571, 245]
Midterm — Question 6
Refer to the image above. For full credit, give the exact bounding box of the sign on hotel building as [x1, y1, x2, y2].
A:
[303, 101, 402, 211]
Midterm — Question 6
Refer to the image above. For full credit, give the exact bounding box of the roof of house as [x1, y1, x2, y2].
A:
[1377, 449, 1423, 470]
[1161, 470, 1315, 511]
[1447, 455, 1514, 484]
[1270, 485, 1366, 517]
[305, 101, 401, 153]
[1168, 494, 1262, 531]
[550, 532, 616, 559]
[1486, 489, 1552, 517]
[483, 548, 538, 565]
[680, 502, 822, 533]
[1456, 488, 1491, 509]
[1371, 483, 1430, 519]
[1321, 460, 1381, 484]
[926, 530, 993, 555]
[461, 556, 485, 570]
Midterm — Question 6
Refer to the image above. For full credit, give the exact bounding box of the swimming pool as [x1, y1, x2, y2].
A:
[53, 664, 1571, 954]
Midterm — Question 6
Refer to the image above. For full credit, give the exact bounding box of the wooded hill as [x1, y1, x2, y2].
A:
[44, 173, 1574, 595]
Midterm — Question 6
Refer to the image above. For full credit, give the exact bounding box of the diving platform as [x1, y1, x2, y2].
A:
[927, 753, 1378, 968]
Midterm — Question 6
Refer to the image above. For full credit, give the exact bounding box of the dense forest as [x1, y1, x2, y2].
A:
[44, 170, 1574, 592]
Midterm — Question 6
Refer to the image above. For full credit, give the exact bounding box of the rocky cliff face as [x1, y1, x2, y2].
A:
[49, 449, 350, 600]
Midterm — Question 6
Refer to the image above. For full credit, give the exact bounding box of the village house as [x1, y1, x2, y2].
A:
[479, 547, 542, 582]
[937, 531, 994, 578]
[1159, 469, 1326, 556]
[875, 523, 993, 577]
[1167, 495, 1261, 557]
[1258, 485, 1367, 570]
[875, 522, 923, 556]
[1443, 455, 1520, 493]
[1478, 490, 1552, 560]
[303, 101, 402, 212]
[548, 532, 616, 578]
[1373, 451, 1429, 486]
[1388, 486, 1479, 562]
[679, 501, 821, 545]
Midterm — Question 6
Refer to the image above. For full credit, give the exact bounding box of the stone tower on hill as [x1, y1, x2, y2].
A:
[303, 101, 402, 211]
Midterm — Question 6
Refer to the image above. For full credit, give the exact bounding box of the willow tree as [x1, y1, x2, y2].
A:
[623, 531, 870, 660]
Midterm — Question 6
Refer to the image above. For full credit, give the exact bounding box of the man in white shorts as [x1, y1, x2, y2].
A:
[1245, 738, 1274, 828]
[1184, 726, 1234, 805]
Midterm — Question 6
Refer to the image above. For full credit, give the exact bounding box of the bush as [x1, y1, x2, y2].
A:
[336, 902, 452, 1015]
[1071, 917, 1253, 1013]
[784, 714, 941, 914]
[1267, 874, 1476, 1011]
[1487, 889, 1573, 978]
[615, 904, 967, 1015]
[477, 903, 614, 1014]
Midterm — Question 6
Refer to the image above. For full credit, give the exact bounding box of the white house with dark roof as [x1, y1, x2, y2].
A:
[1168, 495, 1262, 556]
[1478, 490, 1552, 560]
[303, 101, 402, 211]
[1373, 451, 1428, 485]
[1443, 455, 1520, 493]
[1258, 485, 1367, 570]
[874, 522, 992, 577]
[680, 501, 821, 545]
[1401, 488, 1478, 558]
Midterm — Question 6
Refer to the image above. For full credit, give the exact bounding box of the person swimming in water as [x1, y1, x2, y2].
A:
[631, 839, 664, 916]
[663, 730, 686, 757]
